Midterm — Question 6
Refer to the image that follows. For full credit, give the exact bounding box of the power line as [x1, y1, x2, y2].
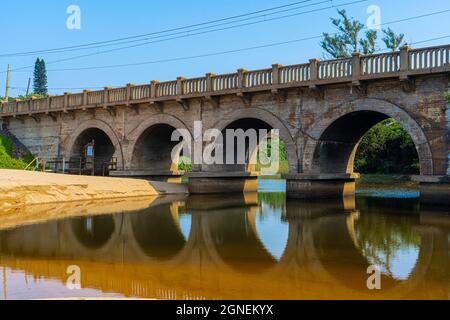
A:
[3, 0, 369, 73]
[8, 33, 450, 92]
[0, 0, 330, 57]
[8, 7, 450, 74]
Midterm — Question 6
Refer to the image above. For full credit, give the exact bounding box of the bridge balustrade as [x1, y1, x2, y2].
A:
[2, 44, 450, 117]
[107, 87, 127, 103]
[280, 64, 310, 84]
[409, 45, 450, 70]
[182, 77, 206, 95]
[361, 52, 400, 76]
[87, 90, 104, 105]
[156, 81, 178, 97]
[31, 98, 48, 112]
[212, 73, 239, 92]
[318, 58, 352, 80]
[131, 85, 151, 100]
[244, 68, 273, 88]
[67, 93, 83, 107]
[50, 95, 65, 110]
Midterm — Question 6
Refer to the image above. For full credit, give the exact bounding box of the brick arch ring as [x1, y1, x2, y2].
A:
[125, 113, 193, 168]
[211, 107, 299, 174]
[65, 119, 125, 171]
[302, 98, 434, 175]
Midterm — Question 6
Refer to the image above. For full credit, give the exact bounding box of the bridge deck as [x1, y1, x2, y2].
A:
[1, 44, 450, 118]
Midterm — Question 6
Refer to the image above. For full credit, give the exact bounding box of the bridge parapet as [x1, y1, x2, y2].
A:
[1, 44, 449, 117]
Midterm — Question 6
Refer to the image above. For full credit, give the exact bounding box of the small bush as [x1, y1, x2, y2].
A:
[0, 134, 32, 169]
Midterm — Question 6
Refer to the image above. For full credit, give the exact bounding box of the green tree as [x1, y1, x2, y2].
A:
[444, 91, 450, 104]
[321, 10, 405, 58]
[321, 9, 364, 58]
[355, 119, 419, 174]
[359, 30, 378, 54]
[0, 96, 14, 102]
[33, 58, 48, 95]
[382, 28, 405, 52]
[17, 93, 46, 100]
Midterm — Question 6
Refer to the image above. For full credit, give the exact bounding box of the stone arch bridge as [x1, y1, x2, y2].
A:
[1, 45, 450, 203]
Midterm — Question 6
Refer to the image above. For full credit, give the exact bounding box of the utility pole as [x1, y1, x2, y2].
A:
[4, 64, 10, 101]
[25, 77, 31, 96]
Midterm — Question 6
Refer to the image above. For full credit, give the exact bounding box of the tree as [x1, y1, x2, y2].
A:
[321, 9, 364, 58]
[33, 58, 48, 96]
[354, 119, 419, 174]
[382, 28, 405, 52]
[321, 10, 405, 58]
[359, 30, 378, 54]
[445, 92, 450, 104]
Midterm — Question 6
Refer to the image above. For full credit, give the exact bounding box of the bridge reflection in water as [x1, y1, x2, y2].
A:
[0, 185, 448, 300]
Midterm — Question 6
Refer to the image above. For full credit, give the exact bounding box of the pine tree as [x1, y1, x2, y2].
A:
[359, 30, 378, 55]
[321, 10, 364, 58]
[382, 28, 405, 52]
[33, 58, 48, 95]
[321, 10, 405, 58]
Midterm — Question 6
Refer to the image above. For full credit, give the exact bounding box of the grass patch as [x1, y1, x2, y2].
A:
[0, 134, 32, 169]
[357, 174, 418, 189]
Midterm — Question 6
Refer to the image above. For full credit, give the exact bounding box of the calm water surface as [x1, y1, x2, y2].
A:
[0, 180, 449, 300]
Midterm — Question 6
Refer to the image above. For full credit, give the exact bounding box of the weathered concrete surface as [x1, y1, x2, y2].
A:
[0, 170, 188, 208]
[284, 174, 359, 200]
[187, 171, 259, 194]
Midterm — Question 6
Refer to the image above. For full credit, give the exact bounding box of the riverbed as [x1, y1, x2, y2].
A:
[0, 178, 448, 300]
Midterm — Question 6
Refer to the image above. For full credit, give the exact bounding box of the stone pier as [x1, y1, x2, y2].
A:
[187, 172, 259, 194]
[284, 174, 358, 200]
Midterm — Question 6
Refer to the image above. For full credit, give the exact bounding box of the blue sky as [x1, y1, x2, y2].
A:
[2, 0, 450, 96]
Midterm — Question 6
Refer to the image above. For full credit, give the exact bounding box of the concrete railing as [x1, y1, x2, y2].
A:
[1, 44, 450, 117]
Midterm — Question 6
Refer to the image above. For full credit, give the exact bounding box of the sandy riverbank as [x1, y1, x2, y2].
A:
[0, 169, 188, 209]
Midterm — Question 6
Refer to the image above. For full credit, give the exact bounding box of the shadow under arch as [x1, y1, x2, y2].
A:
[130, 203, 191, 261]
[71, 215, 116, 250]
[126, 114, 192, 173]
[188, 195, 279, 273]
[65, 119, 124, 171]
[302, 98, 433, 175]
[211, 108, 299, 174]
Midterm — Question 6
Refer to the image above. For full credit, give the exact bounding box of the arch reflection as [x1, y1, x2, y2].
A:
[255, 192, 289, 261]
[71, 215, 115, 249]
[187, 194, 285, 272]
[131, 203, 192, 260]
[353, 196, 422, 281]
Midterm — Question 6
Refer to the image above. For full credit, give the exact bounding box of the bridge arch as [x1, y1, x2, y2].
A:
[302, 98, 433, 175]
[66, 119, 124, 171]
[210, 108, 299, 174]
[129, 203, 191, 261]
[126, 114, 192, 173]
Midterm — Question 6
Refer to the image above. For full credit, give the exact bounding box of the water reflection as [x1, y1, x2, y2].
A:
[0, 180, 448, 300]
[256, 193, 288, 261]
[131, 203, 189, 260]
[72, 216, 116, 249]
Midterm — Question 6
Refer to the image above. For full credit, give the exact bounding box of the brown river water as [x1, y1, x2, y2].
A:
[0, 180, 448, 300]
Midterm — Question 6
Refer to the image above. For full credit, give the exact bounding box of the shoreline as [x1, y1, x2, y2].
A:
[0, 169, 188, 209]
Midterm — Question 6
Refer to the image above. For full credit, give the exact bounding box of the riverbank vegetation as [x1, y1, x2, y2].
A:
[355, 119, 420, 175]
[0, 134, 34, 169]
